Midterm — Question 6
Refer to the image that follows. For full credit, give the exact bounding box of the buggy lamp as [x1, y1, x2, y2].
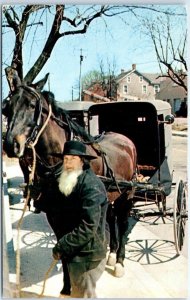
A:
[159, 114, 175, 124]
[165, 114, 175, 124]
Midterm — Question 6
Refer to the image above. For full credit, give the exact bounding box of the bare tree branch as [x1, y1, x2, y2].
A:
[24, 5, 64, 82]
[2, 4, 187, 90]
[143, 13, 187, 92]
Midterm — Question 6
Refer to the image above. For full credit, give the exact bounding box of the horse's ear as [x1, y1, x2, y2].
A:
[5, 67, 21, 92]
[33, 73, 49, 91]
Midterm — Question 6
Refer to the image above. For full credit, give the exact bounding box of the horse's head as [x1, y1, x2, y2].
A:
[3, 70, 49, 158]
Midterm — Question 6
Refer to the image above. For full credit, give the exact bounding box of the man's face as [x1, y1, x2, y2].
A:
[63, 155, 83, 172]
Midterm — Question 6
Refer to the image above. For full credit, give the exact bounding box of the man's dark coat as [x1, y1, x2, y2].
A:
[35, 165, 108, 263]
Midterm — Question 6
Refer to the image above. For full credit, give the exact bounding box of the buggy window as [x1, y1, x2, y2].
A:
[89, 102, 165, 169]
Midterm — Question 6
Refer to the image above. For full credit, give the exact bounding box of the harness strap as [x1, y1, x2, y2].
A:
[35, 154, 63, 178]
[91, 142, 122, 194]
[101, 152, 121, 194]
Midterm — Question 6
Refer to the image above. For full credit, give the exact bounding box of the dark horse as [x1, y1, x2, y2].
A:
[3, 73, 137, 295]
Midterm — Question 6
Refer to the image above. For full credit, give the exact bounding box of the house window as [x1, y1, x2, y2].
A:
[154, 85, 160, 93]
[127, 76, 131, 83]
[142, 85, 147, 94]
[123, 85, 128, 93]
[139, 76, 143, 82]
[174, 98, 181, 112]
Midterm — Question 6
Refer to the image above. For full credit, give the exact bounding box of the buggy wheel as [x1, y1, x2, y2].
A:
[173, 179, 187, 255]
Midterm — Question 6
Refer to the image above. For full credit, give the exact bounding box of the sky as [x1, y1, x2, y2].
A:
[2, 4, 187, 102]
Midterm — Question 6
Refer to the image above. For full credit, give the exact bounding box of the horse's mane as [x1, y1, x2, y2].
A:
[42, 91, 62, 116]
[42, 90, 94, 143]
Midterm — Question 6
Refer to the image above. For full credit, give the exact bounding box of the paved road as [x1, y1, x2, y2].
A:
[3, 134, 188, 298]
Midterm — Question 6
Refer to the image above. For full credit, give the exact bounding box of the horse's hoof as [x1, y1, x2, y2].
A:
[60, 288, 71, 296]
[33, 208, 41, 214]
[107, 252, 116, 266]
[59, 294, 71, 298]
[114, 263, 125, 277]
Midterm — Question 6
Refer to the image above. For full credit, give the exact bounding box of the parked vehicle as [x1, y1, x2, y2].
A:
[59, 99, 188, 254]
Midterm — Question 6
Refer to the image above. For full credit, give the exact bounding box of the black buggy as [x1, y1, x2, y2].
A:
[58, 99, 188, 255]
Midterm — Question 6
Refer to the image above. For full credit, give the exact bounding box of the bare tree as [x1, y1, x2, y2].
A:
[2, 5, 130, 85]
[81, 57, 118, 100]
[141, 12, 187, 91]
[2, 4, 186, 90]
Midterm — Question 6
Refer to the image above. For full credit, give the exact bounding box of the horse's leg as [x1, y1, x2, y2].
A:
[114, 196, 133, 277]
[46, 213, 71, 295]
[106, 203, 118, 266]
[18, 159, 31, 208]
[60, 261, 71, 295]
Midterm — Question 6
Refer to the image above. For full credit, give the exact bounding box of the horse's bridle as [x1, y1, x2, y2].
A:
[19, 85, 73, 146]
[18, 85, 44, 146]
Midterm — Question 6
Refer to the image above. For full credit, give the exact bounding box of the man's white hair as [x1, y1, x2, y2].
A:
[58, 168, 83, 196]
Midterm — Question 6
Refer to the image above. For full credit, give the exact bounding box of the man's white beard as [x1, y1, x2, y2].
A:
[58, 168, 83, 196]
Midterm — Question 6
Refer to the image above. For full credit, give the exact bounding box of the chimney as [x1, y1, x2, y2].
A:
[132, 64, 136, 70]
[121, 69, 125, 73]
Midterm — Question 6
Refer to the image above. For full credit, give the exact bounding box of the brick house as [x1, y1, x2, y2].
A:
[82, 77, 117, 102]
[82, 89, 110, 103]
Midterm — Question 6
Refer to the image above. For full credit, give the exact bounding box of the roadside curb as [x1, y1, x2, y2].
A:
[2, 161, 15, 298]
[3, 161, 14, 253]
[172, 130, 188, 137]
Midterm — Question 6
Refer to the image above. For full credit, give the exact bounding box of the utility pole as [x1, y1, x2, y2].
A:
[79, 48, 84, 101]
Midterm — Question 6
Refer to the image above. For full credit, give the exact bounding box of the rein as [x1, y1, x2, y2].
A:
[29, 104, 52, 148]
[15, 103, 52, 297]
[14, 85, 122, 296]
[19, 85, 119, 187]
[19, 85, 67, 177]
[19, 85, 68, 146]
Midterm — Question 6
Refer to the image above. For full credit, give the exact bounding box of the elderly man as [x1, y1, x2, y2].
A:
[52, 140, 108, 298]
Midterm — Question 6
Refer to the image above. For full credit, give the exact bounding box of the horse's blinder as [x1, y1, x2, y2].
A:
[19, 85, 43, 146]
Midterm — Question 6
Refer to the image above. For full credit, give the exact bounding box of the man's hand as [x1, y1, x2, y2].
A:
[52, 242, 63, 260]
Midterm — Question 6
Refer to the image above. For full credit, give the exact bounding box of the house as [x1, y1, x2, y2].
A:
[155, 77, 187, 116]
[82, 64, 161, 102]
[116, 64, 161, 101]
[82, 89, 110, 103]
[82, 64, 187, 115]
[82, 77, 117, 101]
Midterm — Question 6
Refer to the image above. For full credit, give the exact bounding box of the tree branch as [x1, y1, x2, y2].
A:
[60, 5, 106, 37]
[24, 5, 64, 82]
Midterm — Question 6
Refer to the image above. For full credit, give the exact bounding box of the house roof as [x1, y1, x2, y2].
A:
[116, 69, 161, 85]
[116, 70, 130, 81]
[57, 100, 94, 111]
[156, 78, 187, 99]
[141, 73, 161, 84]
[57, 99, 171, 113]
[83, 90, 110, 102]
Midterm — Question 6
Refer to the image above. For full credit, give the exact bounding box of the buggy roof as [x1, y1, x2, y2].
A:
[57, 101, 93, 111]
[57, 99, 171, 115]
